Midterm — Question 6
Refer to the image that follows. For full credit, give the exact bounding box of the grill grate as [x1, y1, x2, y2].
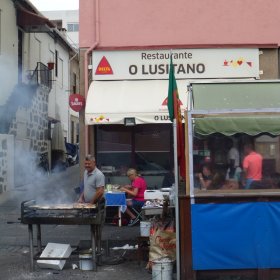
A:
[21, 200, 105, 225]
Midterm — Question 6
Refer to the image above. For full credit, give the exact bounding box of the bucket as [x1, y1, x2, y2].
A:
[140, 221, 151, 237]
[79, 254, 93, 270]
[152, 258, 173, 280]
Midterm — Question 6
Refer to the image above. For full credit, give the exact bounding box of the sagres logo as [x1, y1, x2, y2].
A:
[95, 56, 113, 75]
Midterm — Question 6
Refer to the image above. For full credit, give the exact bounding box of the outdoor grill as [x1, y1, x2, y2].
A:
[21, 199, 105, 271]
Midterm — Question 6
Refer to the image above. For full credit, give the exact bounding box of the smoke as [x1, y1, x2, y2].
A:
[0, 55, 23, 133]
[7, 144, 80, 205]
[16, 161, 80, 205]
[36, 165, 80, 205]
[0, 54, 80, 206]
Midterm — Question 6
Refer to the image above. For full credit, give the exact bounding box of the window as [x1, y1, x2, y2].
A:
[192, 133, 280, 192]
[55, 51, 63, 87]
[67, 23, 79, 32]
[76, 123, 79, 143]
[96, 124, 172, 178]
[134, 125, 172, 175]
[35, 37, 41, 63]
[72, 72, 77, 93]
[71, 121, 74, 143]
[58, 58, 63, 87]
[55, 50, 58, 77]
[96, 125, 132, 171]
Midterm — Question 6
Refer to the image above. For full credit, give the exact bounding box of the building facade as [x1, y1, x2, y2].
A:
[79, 0, 280, 178]
[79, 0, 280, 278]
[41, 10, 79, 50]
[41, 9, 80, 145]
[0, 0, 78, 191]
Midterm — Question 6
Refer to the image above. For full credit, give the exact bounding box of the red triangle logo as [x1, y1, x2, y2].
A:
[162, 97, 183, 106]
[95, 56, 113, 75]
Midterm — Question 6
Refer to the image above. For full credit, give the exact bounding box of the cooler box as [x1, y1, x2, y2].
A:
[37, 243, 72, 270]
[144, 190, 164, 200]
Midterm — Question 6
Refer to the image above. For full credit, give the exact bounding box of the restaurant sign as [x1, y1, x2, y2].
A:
[69, 94, 85, 112]
[92, 48, 259, 80]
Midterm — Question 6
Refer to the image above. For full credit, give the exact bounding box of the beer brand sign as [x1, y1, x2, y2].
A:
[69, 94, 85, 112]
[92, 49, 259, 80]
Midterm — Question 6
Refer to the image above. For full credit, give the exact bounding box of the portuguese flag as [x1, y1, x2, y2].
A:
[168, 56, 186, 179]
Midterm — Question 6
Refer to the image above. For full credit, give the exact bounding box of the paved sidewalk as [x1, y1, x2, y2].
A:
[0, 248, 151, 280]
[0, 165, 154, 280]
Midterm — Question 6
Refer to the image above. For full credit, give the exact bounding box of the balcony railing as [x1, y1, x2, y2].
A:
[27, 62, 52, 90]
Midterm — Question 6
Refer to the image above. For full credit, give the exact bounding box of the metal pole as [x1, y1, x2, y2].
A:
[36, 224, 42, 254]
[91, 225, 97, 271]
[28, 224, 34, 271]
[173, 119, 180, 280]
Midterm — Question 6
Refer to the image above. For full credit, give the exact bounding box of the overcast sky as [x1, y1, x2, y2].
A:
[29, 0, 79, 11]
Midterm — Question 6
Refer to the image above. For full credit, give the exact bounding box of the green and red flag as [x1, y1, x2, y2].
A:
[168, 56, 186, 179]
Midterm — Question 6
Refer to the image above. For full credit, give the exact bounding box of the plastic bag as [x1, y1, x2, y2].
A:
[149, 217, 176, 262]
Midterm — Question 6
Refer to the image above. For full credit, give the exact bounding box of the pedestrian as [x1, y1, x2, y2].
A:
[78, 154, 105, 204]
[225, 138, 242, 184]
[120, 168, 147, 226]
[226, 138, 240, 169]
[242, 143, 263, 189]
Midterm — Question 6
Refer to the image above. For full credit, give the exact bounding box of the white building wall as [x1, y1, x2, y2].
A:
[40, 10, 80, 141]
[53, 42, 71, 139]
[0, 0, 18, 106]
[22, 32, 71, 141]
[42, 10, 79, 49]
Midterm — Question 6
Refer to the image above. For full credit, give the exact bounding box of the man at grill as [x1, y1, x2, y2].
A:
[78, 154, 105, 204]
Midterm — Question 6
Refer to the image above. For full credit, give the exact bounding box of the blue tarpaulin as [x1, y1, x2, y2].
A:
[191, 202, 280, 270]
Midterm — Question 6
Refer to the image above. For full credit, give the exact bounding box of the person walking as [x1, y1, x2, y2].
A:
[227, 138, 240, 169]
[242, 143, 263, 189]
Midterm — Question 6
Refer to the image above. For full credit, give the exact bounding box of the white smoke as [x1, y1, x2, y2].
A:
[16, 161, 80, 205]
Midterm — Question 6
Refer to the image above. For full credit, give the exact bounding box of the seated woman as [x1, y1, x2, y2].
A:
[196, 164, 238, 190]
[196, 163, 214, 190]
[120, 168, 147, 226]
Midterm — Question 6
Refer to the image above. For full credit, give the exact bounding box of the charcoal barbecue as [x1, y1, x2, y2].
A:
[21, 199, 105, 271]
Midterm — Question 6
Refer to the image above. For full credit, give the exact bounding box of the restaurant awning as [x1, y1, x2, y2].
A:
[191, 81, 280, 136]
[85, 80, 188, 125]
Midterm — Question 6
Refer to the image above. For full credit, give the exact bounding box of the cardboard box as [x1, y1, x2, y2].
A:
[37, 243, 72, 270]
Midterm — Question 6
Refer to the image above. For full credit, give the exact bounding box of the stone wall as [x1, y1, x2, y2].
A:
[0, 135, 14, 193]
[9, 86, 49, 155]
[0, 84, 50, 191]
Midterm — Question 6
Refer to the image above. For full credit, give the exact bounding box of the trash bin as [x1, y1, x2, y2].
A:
[152, 258, 173, 280]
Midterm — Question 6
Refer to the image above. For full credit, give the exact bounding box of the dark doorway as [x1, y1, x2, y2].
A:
[18, 30, 23, 83]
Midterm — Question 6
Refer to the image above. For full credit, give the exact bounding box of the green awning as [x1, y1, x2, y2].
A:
[195, 115, 280, 136]
[191, 82, 280, 136]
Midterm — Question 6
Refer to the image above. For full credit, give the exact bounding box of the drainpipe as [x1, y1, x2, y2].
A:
[84, 0, 100, 155]
[68, 50, 79, 143]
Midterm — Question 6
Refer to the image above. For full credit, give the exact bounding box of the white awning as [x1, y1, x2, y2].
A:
[85, 80, 188, 125]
